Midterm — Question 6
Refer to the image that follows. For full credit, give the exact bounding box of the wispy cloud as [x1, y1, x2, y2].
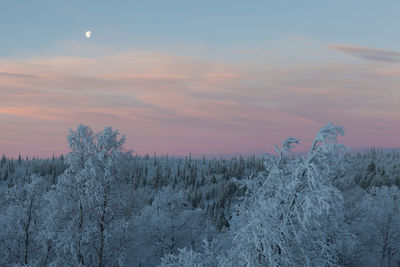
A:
[330, 44, 400, 63]
[1, 45, 399, 157]
[0, 72, 36, 78]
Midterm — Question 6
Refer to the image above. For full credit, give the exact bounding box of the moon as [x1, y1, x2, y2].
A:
[85, 30, 91, 38]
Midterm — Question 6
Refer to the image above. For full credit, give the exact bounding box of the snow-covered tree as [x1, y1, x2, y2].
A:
[224, 123, 348, 266]
[129, 186, 215, 266]
[0, 174, 47, 266]
[353, 186, 400, 266]
[46, 125, 131, 266]
[160, 239, 221, 267]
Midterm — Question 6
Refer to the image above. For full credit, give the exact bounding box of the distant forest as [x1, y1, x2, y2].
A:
[0, 123, 399, 266]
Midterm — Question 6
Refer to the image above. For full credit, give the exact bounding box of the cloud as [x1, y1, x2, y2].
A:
[0, 72, 35, 78]
[0, 46, 400, 157]
[329, 44, 400, 63]
[0, 106, 75, 121]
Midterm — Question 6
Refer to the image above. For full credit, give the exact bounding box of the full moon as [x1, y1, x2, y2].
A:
[85, 30, 91, 38]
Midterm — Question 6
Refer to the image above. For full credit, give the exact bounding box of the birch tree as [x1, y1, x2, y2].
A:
[0, 175, 46, 266]
[46, 125, 130, 266]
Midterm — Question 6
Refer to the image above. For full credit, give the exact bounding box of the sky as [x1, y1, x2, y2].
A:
[1, 1, 400, 157]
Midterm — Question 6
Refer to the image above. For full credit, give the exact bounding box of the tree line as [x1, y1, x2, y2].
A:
[0, 123, 399, 266]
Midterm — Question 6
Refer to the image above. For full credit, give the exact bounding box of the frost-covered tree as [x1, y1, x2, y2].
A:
[352, 186, 400, 266]
[129, 186, 215, 266]
[0, 174, 47, 266]
[224, 123, 348, 266]
[160, 239, 221, 267]
[46, 125, 131, 266]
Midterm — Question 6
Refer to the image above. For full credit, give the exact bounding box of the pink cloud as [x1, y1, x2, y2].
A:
[0, 47, 399, 158]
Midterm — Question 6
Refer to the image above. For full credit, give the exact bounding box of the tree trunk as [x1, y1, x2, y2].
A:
[77, 201, 85, 266]
[24, 226, 29, 265]
[24, 198, 34, 265]
[98, 189, 107, 267]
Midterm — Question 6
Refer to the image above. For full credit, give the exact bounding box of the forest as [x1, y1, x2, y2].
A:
[0, 123, 399, 267]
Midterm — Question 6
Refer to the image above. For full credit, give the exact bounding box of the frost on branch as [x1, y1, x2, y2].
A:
[46, 124, 130, 267]
[227, 123, 348, 266]
[353, 186, 400, 266]
[0, 175, 46, 266]
[307, 122, 347, 175]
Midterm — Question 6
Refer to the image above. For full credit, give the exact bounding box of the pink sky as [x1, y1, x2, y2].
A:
[1, 42, 400, 158]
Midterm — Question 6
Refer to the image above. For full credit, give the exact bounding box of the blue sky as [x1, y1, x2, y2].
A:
[2, 1, 400, 57]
